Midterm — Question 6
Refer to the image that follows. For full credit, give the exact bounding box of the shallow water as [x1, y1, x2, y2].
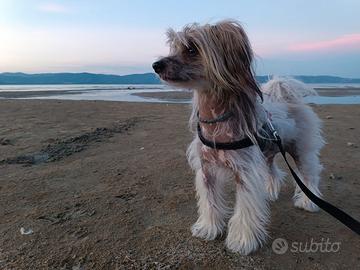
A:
[1, 84, 360, 104]
[30, 88, 177, 103]
[0, 84, 167, 92]
[304, 95, 360, 105]
[30, 92, 360, 105]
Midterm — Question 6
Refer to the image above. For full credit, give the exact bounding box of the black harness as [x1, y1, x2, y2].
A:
[197, 111, 360, 235]
[197, 122, 261, 150]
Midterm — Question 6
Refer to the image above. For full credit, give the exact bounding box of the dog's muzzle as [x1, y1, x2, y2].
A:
[152, 60, 166, 74]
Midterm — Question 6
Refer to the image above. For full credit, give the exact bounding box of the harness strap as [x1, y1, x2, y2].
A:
[197, 123, 259, 150]
[197, 111, 233, 124]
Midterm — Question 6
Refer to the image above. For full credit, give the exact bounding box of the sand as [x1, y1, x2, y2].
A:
[0, 99, 359, 269]
[133, 87, 360, 102]
[0, 90, 85, 99]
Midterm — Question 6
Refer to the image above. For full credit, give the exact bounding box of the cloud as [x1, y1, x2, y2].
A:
[0, 24, 167, 74]
[288, 34, 360, 52]
[38, 3, 68, 13]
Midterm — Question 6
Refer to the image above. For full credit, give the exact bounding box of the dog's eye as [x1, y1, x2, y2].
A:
[187, 46, 198, 56]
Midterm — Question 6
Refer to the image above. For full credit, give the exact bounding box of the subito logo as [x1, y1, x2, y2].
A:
[272, 238, 288, 254]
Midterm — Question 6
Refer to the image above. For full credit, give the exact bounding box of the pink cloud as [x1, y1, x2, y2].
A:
[288, 34, 360, 52]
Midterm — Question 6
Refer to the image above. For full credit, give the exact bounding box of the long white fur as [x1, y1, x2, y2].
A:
[262, 78, 324, 211]
[262, 76, 318, 103]
[187, 77, 325, 255]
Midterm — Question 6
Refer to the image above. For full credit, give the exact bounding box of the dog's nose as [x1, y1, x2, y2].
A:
[152, 60, 165, 74]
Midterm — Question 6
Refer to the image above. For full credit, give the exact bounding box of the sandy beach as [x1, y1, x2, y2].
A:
[0, 97, 359, 269]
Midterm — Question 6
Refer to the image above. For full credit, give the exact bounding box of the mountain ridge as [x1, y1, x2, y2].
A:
[0, 72, 359, 85]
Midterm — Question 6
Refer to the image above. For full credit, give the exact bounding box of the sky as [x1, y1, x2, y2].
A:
[0, 0, 359, 77]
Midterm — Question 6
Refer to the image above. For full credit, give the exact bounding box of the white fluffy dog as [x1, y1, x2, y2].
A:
[152, 20, 324, 255]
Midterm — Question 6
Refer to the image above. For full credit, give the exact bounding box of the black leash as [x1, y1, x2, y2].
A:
[273, 132, 360, 235]
[197, 120, 360, 235]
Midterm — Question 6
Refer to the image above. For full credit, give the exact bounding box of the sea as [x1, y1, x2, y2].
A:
[1, 83, 360, 104]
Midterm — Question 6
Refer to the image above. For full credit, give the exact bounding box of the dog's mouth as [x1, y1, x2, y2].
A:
[158, 73, 189, 83]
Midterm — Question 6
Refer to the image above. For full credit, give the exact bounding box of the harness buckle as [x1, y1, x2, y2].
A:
[266, 119, 280, 141]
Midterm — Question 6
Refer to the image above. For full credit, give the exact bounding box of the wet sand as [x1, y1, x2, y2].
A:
[315, 87, 360, 97]
[0, 90, 86, 99]
[0, 99, 359, 269]
[133, 87, 360, 102]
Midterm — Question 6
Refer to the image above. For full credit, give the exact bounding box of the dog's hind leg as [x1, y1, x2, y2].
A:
[266, 156, 286, 201]
[292, 151, 323, 212]
[285, 103, 324, 212]
[191, 166, 230, 240]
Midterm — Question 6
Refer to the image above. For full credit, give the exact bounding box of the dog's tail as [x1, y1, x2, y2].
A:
[262, 77, 317, 104]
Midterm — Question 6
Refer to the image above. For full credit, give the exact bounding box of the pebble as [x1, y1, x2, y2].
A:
[326, 115, 333, 119]
[347, 142, 357, 147]
[20, 227, 33, 235]
[0, 138, 11, 145]
[329, 173, 342, 180]
[72, 263, 82, 270]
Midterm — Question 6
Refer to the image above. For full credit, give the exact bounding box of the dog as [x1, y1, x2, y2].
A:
[152, 20, 324, 255]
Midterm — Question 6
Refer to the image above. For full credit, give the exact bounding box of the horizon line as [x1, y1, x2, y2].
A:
[1, 71, 360, 80]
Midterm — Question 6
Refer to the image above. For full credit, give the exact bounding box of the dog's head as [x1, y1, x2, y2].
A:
[153, 20, 262, 100]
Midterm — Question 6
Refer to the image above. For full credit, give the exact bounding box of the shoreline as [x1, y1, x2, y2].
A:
[0, 87, 359, 100]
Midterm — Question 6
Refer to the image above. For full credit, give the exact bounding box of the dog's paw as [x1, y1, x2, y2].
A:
[293, 191, 320, 212]
[294, 197, 320, 212]
[225, 215, 267, 255]
[191, 220, 222, 241]
[225, 233, 261, 255]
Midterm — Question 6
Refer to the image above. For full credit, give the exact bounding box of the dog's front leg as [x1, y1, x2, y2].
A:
[225, 154, 270, 255]
[191, 165, 230, 240]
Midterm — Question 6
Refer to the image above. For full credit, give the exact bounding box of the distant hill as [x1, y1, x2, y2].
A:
[0, 72, 359, 85]
[0, 72, 161, 85]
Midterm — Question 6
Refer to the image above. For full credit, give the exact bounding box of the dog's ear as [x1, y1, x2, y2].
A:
[166, 28, 176, 44]
[201, 21, 262, 100]
[166, 28, 190, 52]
